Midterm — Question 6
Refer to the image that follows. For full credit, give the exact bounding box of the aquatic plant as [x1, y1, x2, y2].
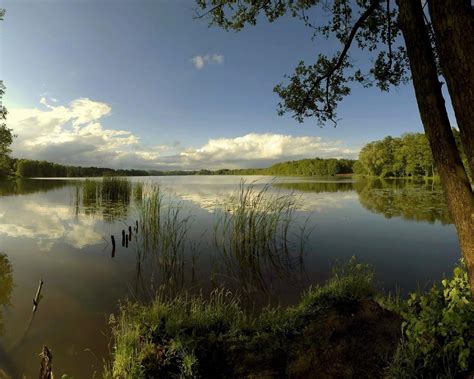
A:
[136, 185, 193, 291]
[133, 181, 144, 202]
[101, 176, 132, 203]
[213, 179, 307, 294]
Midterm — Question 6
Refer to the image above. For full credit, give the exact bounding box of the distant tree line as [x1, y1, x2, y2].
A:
[15, 159, 149, 178]
[354, 131, 468, 178]
[193, 158, 355, 177]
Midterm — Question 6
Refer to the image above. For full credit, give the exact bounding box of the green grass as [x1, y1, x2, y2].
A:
[105, 257, 376, 378]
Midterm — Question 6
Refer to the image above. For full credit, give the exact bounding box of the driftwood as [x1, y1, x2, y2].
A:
[33, 279, 43, 312]
[39, 345, 52, 379]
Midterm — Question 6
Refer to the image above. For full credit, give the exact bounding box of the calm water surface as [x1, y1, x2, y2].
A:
[0, 176, 459, 377]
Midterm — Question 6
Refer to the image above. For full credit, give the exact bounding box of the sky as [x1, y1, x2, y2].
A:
[0, 0, 451, 170]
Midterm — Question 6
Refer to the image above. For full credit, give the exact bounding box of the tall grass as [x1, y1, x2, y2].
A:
[137, 185, 193, 292]
[77, 177, 133, 221]
[101, 176, 132, 203]
[213, 180, 307, 294]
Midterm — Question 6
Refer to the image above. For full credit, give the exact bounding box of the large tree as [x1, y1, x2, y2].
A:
[195, 0, 474, 292]
[0, 9, 13, 177]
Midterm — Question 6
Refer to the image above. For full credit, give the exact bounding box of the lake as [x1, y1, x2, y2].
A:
[0, 176, 459, 377]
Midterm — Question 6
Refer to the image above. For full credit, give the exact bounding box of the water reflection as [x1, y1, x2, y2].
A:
[0, 178, 71, 197]
[0, 253, 13, 334]
[355, 179, 450, 224]
[274, 178, 450, 224]
[0, 253, 15, 378]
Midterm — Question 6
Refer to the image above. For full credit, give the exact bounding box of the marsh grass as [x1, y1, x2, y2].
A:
[76, 177, 133, 222]
[136, 185, 193, 292]
[101, 176, 132, 203]
[213, 179, 308, 293]
[133, 181, 144, 202]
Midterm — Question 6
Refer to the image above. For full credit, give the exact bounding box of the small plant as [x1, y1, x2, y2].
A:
[387, 260, 474, 378]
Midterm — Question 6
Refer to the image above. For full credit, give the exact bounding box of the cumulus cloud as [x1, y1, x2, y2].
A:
[176, 133, 357, 169]
[8, 97, 357, 170]
[191, 53, 224, 70]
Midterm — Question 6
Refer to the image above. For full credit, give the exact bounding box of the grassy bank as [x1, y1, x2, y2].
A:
[104, 260, 474, 378]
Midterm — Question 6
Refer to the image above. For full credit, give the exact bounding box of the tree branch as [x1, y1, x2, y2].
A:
[298, 0, 381, 115]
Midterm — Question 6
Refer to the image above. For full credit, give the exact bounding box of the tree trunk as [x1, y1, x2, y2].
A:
[428, 0, 474, 180]
[396, 0, 474, 293]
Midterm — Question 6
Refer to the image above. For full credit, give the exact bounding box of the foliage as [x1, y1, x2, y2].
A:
[15, 158, 149, 178]
[387, 261, 474, 378]
[0, 77, 14, 177]
[105, 258, 378, 378]
[356, 133, 434, 177]
[195, 0, 409, 125]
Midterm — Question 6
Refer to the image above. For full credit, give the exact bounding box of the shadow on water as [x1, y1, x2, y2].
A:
[274, 178, 450, 224]
[0, 253, 17, 379]
[0, 178, 72, 197]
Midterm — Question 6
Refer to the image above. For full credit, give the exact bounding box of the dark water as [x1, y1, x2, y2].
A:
[0, 176, 459, 377]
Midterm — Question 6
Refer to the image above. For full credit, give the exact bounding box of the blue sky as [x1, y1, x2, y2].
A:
[0, 0, 445, 169]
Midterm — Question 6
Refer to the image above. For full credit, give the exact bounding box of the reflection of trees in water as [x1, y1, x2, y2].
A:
[0, 253, 13, 334]
[273, 178, 450, 224]
[355, 179, 451, 224]
[0, 179, 71, 197]
[273, 181, 354, 193]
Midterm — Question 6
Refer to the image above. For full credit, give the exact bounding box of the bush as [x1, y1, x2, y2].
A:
[388, 261, 474, 378]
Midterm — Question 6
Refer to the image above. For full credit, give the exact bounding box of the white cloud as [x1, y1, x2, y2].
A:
[8, 97, 357, 171]
[176, 133, 357, 169]
[191, 53, 224, 70]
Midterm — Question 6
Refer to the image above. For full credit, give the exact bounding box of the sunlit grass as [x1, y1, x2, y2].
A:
[105, 258, 376, 378]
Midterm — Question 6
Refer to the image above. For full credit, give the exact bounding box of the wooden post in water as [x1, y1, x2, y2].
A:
[128, 225, 132, 240]
[39, 345, 53, 379]
[135, 220, 139, 233]
[122, 230, 126, 247]
[33, 279, 44, 313]
[111, 235, 116, 258]
[125, 234, 129, 248]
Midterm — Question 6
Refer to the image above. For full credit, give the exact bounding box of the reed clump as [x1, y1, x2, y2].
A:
[213, 180, 306, 293]
[137, 185, 193, 289]
[101, 176, 132, 203]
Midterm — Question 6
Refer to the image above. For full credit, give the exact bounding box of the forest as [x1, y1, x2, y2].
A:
[11, 157, 355, 178]
[354, 130, 468, 178]
[14, 159, 150, 178]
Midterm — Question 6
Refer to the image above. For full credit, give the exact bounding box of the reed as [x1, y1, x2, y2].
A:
[137, 185, 193, 291]
[101, 176, 132, 203]
[213, 179, 307, 293]
[132, 181, 143, 202]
